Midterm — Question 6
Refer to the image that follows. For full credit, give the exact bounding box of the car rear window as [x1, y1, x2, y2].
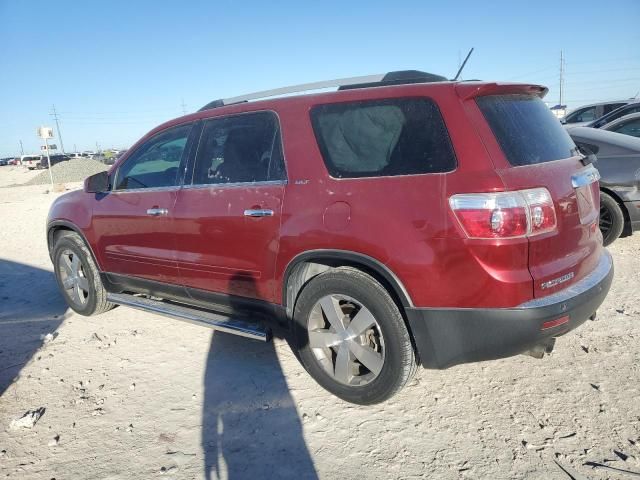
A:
[476, 94, 576, 166]
[310, 98, 456, 178]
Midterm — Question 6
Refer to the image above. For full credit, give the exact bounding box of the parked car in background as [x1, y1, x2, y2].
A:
[8, 158, 20, 165]
[600, 113, 640, 138]
[68, 153, 84, 159]
[567, 126, 640, 245]
[561, 100, 632, 126]
[47, 71, 613, 404]
[38, 154, 71, 169]
[0, 157, 12, 166]
[21, 154, 44, 170]
[587, 100, 640, 129]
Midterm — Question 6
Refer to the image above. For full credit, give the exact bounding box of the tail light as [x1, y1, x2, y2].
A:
[449, 188, 557, 239]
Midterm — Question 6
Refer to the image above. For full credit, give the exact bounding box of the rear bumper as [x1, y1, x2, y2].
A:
[406, 250, 614, 369]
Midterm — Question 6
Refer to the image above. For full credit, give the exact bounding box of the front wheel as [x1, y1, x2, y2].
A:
[599, 191, 625, 246]
[53, 231, 114, 316]
[293, 267, 417, 405]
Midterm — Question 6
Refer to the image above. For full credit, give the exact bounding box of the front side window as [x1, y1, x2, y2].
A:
[115, 123, 192, 190]
[611, 118, 640, 137]
[568, 106, 597, 123]
[192, 111, 285, 185]
[310, 98, 456, 178]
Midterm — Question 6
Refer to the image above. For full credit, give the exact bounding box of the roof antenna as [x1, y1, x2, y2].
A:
[453, 48, 474, 81]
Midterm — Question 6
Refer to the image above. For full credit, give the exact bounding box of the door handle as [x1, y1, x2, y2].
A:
[146, 208, 169, 216]
[244, 209, 274, 218]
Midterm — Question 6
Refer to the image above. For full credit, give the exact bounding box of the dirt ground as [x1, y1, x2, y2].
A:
[0, 166, 639, 480]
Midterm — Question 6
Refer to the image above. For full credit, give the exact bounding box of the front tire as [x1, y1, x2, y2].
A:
[293, 267, 417, 405]
[599, 191, 624, 246]
[53, 231, 114, 316]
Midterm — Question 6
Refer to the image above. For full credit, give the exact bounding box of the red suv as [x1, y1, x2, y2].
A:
[47, 71, 613, 404]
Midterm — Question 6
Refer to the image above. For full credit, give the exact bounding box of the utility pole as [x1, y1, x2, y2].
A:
[19, 140, 24, 155]
[50, 105, 66, 154]
[181, 98, 187, 115]
[559, 50, 565, 107]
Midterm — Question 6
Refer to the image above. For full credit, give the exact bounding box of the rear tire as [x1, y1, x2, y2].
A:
[293, 267, 417, 405]
[53, 231, 114, 316]
[599, 191, 624, 246]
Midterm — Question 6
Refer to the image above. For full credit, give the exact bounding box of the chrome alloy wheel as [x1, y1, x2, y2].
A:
[58, 248, 90, 307]
[307, 294, 385, 386]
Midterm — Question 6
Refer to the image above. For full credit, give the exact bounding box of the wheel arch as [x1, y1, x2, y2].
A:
[600, 187, 632, 237]
[282, 250, 413, 320]
[47, 220, 102, 269]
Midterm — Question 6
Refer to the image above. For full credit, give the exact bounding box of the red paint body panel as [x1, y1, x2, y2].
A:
[172, 184, 284, 302]
[463, 97, 603, 298]
[90, 190, 181, 285]
[48, 80, 604, 312]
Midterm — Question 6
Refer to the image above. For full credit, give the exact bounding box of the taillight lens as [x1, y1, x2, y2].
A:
[449, 188, 557, 239]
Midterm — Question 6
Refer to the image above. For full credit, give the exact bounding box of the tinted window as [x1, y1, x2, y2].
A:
[603, 103, 626, 114]
[310, 98, 456, 178]
[192, 111, 285, 185]
[594, 104, 640, 128]
[115, 123, 192, 190]
[611, 118, 640, 137]
[567, 106, 597, 123]
[477, 94, 577, 166]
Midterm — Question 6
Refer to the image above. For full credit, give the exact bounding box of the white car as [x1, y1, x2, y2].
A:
[601, 112, 640, 138]
[20, 155, 44, 170]
[561, 100, 632, 126]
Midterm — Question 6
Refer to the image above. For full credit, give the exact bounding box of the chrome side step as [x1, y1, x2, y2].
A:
[106, 293, 271, 342]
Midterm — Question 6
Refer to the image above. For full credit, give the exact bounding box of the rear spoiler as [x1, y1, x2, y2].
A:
[455, 82, 548, 100]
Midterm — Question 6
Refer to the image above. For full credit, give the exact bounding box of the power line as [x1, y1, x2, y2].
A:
[50, 105, 66, 154]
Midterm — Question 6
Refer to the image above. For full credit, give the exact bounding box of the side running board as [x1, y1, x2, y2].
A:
[106, 293, 271, 342]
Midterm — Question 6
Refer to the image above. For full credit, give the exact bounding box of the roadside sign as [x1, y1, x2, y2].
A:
[40, 144, 57, 151]
[36, 126, 55, 188]
[37, 127, 54, 139]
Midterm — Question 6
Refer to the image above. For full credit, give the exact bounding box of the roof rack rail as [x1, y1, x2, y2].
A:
[198, 70, 448, 112]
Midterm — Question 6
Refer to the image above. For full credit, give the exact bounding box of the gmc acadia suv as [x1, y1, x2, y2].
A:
[47, 71, 613, 404]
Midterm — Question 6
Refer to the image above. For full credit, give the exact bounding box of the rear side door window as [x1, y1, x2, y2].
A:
[191, 111, 285, 185]
[603, 103, 626, 115]
[310, 98, 456, 178]
[114, 123, 193, 190]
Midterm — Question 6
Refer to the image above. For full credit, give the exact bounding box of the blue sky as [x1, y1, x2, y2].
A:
[1, 0, 639, 157]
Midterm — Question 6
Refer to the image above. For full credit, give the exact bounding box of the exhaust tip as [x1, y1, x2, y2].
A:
[524, 338, 556, 359]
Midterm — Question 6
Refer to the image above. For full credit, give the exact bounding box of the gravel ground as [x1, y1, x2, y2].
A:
[24, 159, 108, 186]
[0, 177, 639, 480]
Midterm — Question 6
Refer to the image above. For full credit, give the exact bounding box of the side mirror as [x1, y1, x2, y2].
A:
[576, 143, 599, 166]
[85, 171, 110, 193]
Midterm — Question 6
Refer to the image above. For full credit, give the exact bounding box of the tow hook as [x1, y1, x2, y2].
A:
[589, 311, 597, 321]
[524, 338, 556, 359]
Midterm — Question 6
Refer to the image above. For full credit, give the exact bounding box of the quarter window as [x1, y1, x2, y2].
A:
[115, 123, 192, 190]
[310, 98, 456, 178]
[192, 111, 285, 185]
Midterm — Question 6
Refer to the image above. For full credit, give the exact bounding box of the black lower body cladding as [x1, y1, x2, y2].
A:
[406, 251, 614, 369]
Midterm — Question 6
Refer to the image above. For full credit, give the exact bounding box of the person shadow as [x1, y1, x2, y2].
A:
[0, 259, 68, 396]
[202, 274, 318, 480]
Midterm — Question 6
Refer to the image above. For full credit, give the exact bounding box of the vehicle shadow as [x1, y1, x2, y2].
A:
[0, 259, 68, 396]
[201, 275, 318, 480]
